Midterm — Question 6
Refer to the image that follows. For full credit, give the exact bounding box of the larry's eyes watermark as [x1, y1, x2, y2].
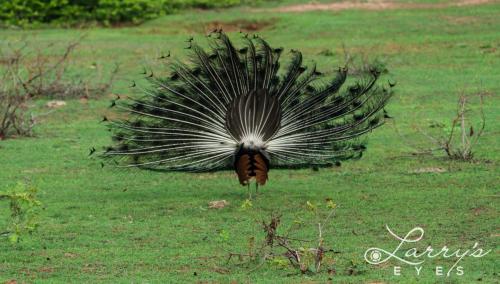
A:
[364, 225, 491, 277]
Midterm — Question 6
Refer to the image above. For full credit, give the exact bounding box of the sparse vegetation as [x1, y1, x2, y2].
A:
[0, 36, 117, 139]
[435, 91, 489, 160]
[0, 0, 498, 282]
[0, 93, 34, 139]
[0, 182, 42, 245]
[397, 90, 492, 161]
[227, 200, 337, 274]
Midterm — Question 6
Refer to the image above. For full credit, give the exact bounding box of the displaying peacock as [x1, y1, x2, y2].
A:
[102, 31, 393, 193]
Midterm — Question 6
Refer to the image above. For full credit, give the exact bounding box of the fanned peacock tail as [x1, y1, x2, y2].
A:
[102, 31, 393, 184]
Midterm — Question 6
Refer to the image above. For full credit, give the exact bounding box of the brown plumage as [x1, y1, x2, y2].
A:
[235, 152, 269, 186]
[236, 154, 251, 185]
[253, 154, 268, 186]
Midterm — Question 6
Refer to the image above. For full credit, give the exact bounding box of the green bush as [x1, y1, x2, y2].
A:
[0, 182, 42, 245]
[0, 0, 245, 27]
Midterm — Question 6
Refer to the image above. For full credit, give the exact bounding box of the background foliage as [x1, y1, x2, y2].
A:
[0, 0, 245, 26]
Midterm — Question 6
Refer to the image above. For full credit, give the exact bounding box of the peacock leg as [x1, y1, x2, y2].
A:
[255, 183, 259, 197]
[247, 183, 252, 200]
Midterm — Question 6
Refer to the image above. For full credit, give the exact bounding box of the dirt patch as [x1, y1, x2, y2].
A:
[270, 0, 497, 13]
[410, 167, 447, 174]
[471, 206, 485, 216]
[208, 200, 229, 209]
[197, 19, 275, 34]
[141, 19, 276, 35]
[81, 262, 106, 274]
[63, 252, 78, 258]
[455, 0, 496, 6]
[440, 15, 481, 25]
[37, 266, 55, 274]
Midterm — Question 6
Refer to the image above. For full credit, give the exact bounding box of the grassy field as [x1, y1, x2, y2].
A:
[1, 0, 499, 283]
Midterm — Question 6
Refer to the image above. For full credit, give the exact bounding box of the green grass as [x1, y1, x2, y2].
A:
[0, 1, 499, 283]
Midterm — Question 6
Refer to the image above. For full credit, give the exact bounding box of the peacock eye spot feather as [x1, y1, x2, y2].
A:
[352, 144, 366, 151]
[191, 67, 201, 76]
[332, 97, 344, 104]
[130, 120, 143, 127]
[353, 113, 364, 121]
[370, 117, 380, 126]
[370, 68, 381, 77]
[306, 85, 316, 93]
[349, 85, 360, 93]
[112, 134, 124, 141]
[170, 72, 179, 80]
[118, 144, 129, 151]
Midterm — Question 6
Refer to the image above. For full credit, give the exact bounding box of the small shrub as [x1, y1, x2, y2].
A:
[400, 90, 491, 161]
[0, 36, 117, 139]
[0, 182, 42, 245]
[226, 199, 338, 275]
[0, 94, 34, 139]
[441, 92, 488, 160]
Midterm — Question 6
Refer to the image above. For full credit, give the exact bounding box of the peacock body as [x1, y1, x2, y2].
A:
[103, 32, 393, 187]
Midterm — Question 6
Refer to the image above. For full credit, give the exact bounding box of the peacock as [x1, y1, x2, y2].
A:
[102, 31, 393, 195]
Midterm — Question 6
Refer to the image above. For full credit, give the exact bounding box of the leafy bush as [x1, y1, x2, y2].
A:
[0, 182, 42, 245]
[0, 0, 246, 27]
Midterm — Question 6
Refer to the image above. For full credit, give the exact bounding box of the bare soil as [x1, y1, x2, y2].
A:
[269, 0, 497, 13]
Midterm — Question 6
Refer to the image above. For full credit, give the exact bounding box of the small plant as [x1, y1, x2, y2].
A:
[240, 199, 253, 210]
[0, 182, 42, 244]
[400, 90, 490, 161]
[226, 199, 337, 275]
[442, 91, 488, 160]
[0, 94, 34, 139]
[0, 35, 118, 139]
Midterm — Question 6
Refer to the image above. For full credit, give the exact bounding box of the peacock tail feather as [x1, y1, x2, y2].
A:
[102, 32, 393, 180]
